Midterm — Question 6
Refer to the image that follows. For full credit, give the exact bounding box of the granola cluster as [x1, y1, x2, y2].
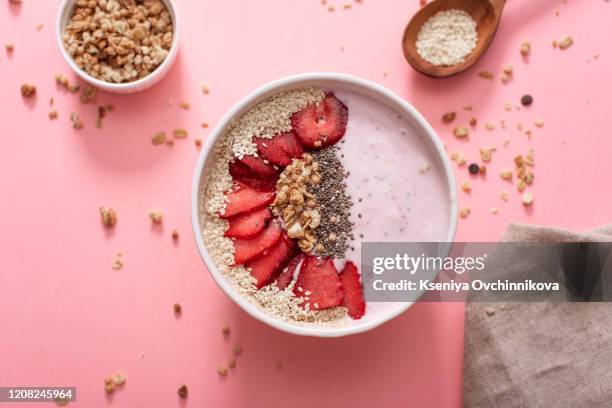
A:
[273, 154, 322, 253]
[62, 0, 174, 83]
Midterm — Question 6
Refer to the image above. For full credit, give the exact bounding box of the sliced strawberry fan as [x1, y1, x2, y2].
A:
[224, 207, 272, 239]
[219, 182, 275, 219]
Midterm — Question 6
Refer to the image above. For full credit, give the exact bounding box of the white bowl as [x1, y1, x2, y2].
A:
[191, 73, 458, 337]
[56, 0, 180, 94]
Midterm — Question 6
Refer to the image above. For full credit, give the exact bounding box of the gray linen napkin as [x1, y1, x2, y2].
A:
[463, 222, 612, 408]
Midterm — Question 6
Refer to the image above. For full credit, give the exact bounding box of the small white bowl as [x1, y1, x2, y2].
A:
[56, 0, 180, 94]
[191, 73, 458, 337]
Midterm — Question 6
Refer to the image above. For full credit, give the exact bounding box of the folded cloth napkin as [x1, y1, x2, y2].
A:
[463, 222, 612, 408]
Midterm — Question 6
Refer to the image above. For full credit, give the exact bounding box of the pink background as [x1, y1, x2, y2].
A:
[1, 0, 611, 407]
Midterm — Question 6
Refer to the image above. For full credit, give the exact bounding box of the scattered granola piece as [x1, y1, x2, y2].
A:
[99, 207, 117, 228]
[20, 83, 36, 97]
[104, 376, 114, 393]
[112, 254, 123, 270]
[558, 35, 573, 50]
[517, 179, 527, 192]
[152, 132, 166, 145]
[328, 5, 335, 11]
[469, 117, 477, 127]
[195, 138, 202, 148]
[5, 43, 14, 53]
[49, 110, 58, 120]
[54, 396, 69, 406]
[484, 122, 495, 131]
[149, 210, 163, 224]
[478, 70, 494, 80]
[228, 358, 237, 369]
[522, 192, 534, 206]
[453, 126, 469, 139]
[479, 164, 487, 175]
[179, 101, 190, 110]
[343, 3, 352, 9]
[520, 41, 531, 57]
[80, 85, 97, 104]
[500, 169, 513, 180]
[36, 23, 44, 31]
[534, 118, 544, 128]
[216, 365, 228, 376]
[480, 147, 494, 162]
[485, 306, 496, 316]
[222, 325, 230, 336]
[461, 181, 472, 193]
[460, 207, 471, 218]
[503, 139, 511, 148]
[70, 112, 84, 129]
[113, 373, 126, 386]
[490, 208, 499, 215]
[201, 84, 210, 94]
[171, 229, 179, 241]
[173, 303, 182, 315]
[463, 105, 473, 111]
[451, 151, 467, 166]
[178, 385, 188, 399]
[442, 112, 456, 124]
[500, 190, 509, 202]
[55, 74, 80, 93]
[552, 39, 558, 48]
[504, 101, 513, 111]
[166, 139, 175, 147]
[173, 129, 188, 139]
[501, 64, 513, 83]
[232, 345, 242, 356]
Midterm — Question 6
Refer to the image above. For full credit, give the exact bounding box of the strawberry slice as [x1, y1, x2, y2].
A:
[293, 256, 344, 310]
[339, 261, 366, 319]
[220, 182, 275, 219]
[225, 207, 272, 239]
[246, 234, 296, 289]
[232, 220, 282, 265]
[229, 160, 277, 192]
[254, 134, 292, 166]
[291, 94, 348, 149]
[275, 253, 304, 290]
[277, 131, 304, 159]
[239, 154, 279, 179]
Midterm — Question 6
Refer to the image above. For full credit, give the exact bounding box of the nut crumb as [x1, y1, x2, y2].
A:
[520, 41, 531, 57]
[113, 373, 126, 386]
[195, 138, 202, 148]
[558, 36, 573, 50]
[152, 132, 166, 145]
[112, 254, 123, 270]
[171, 229, 179, 241]
[216, 365, 228, 376]
[173, 303, 182, 315]
[442, 112, 456, 124]
[20, 83, 36, 97]
[149, 210, 163, 224]
[484, 122, 495, 131]
[222, 325, 230, 336]
[460, 207, 471, 218]
[179, 101, 190, 110]
[228, 358, 236, 369]
[232, 345, 242, 356]
[178, 385, 188, 399]
[478, 71, 494, 80]
[500, 169, 513, 180]
[202, 84, 210, 94]
[490, 208, 499, 215]
[173, 129, 188, 139]
[99, 207, 117, 228]
[500, 190, 509, 202]
[70, 112, 84, 129]
[522, 192, 534, 206]
[49, 110, 58, 120]
[453, 126, 469, 139]
[485, 306, 496, 316]
[461, 181, 472, 193]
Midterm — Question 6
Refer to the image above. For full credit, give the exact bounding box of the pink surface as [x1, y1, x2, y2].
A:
[1, 0, 611, 407]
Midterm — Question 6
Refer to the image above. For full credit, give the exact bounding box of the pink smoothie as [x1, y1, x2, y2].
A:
[334, 89, 454, 266]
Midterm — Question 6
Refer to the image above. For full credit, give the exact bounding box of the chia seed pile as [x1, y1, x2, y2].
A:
[310, 147, 354, 258]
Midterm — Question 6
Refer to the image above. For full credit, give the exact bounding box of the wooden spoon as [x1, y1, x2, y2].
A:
[402, 0, 506, 78]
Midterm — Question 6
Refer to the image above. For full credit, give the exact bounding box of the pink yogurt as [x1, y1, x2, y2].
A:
[333, 89, 453, 267]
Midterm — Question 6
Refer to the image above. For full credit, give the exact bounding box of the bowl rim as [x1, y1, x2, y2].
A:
[190, 72, 458, 338]
[55, 0, 180, 91]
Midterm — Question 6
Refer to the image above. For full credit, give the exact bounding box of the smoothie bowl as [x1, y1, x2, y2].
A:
[191, 73, 457, 337]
